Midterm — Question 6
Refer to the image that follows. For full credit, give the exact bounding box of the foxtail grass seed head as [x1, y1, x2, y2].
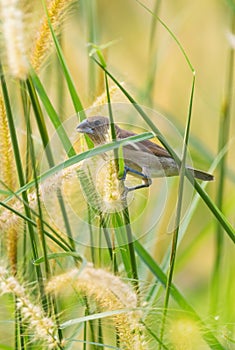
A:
[47, 264, 146, 349]
[0, 265, 62, 349]
[6, 227, 18, 275]
[31, 0, 75, 72]
[0, 0, 30, 79]
[0, 94, 18, 274]
[0, 94, 15, 190]
[0, 164, 81, 234]
[78, 155, 130, 214]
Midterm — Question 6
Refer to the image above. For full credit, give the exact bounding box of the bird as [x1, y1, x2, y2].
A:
[76, 116, 214, 191]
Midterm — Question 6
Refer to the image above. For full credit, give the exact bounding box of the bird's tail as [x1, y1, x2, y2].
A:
[187, 167, 214, 181]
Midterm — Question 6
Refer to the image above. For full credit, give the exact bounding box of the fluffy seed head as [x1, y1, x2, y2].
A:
[0, 265, 61, 349]
[47, 264, 146, 349]
[0, 0, 30, 79]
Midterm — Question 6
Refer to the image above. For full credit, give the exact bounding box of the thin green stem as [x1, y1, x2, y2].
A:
[104, 74, 119, 273]
[142, 321, 169, 350]
[135, 0, 194, 72]
[88, 205, 95, 265]
[100, 214, 115, 262]
[15, 299, 19, 350]
[159, 75, 196, 347]
[26, 77, 54, 166]
[84, 296, 97, 350]
[30, 70, 76, 157]
[57, 190, 76, 252]
[105, 73, 116, 141]
[112, 213, 133, 280]
[211, 12, 235, 313]
[25, 103, 51, 280]
[18, 307, 26, 350]
[122, 206, 139, 294]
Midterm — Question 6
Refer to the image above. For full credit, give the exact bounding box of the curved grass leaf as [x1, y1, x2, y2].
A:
[30, 70, 76, 158]
[3, 132, 154, 202]
[33, 252, 84, 265]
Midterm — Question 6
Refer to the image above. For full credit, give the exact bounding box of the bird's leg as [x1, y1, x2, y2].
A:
[120, 166, 152, 192]
[120, 166, 147, 181]
[127, 177, 152, 192]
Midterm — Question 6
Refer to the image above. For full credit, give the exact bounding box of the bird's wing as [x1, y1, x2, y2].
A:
[117, 127, 172, 158]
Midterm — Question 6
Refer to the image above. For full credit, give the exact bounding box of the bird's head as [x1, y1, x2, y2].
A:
[77, 116, 113, 145]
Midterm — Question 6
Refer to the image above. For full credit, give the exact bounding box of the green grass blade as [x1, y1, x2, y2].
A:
[30, 70, 76, 157]
[25, 106, 51, 281]
[111, 214, 133, 278]
[26, 77, 54, 166]
[122, 206, 139, 293]
[135, 0, 194, 72]
[211, 12, 235, 313]
[160, 75, 196, 344]
[33, 252, 84, 265]
[60, 309, 140, 329]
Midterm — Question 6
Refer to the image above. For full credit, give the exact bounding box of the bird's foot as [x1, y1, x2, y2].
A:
[120, 166, 152, 192]
[126, 177, 152, 192]
[119, 166, 149, 180]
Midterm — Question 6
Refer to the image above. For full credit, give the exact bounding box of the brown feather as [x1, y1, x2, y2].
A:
[115, 125, 171, 158]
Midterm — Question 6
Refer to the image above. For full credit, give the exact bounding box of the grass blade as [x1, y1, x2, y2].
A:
[30, 70, 76, 157]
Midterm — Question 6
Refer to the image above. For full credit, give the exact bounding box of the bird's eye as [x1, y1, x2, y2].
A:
[94, 120, 101, 126]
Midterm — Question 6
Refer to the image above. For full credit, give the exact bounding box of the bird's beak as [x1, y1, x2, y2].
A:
[76, 119, 94, 134]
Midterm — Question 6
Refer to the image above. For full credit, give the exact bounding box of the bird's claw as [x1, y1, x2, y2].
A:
[119, 165, 152, 194]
